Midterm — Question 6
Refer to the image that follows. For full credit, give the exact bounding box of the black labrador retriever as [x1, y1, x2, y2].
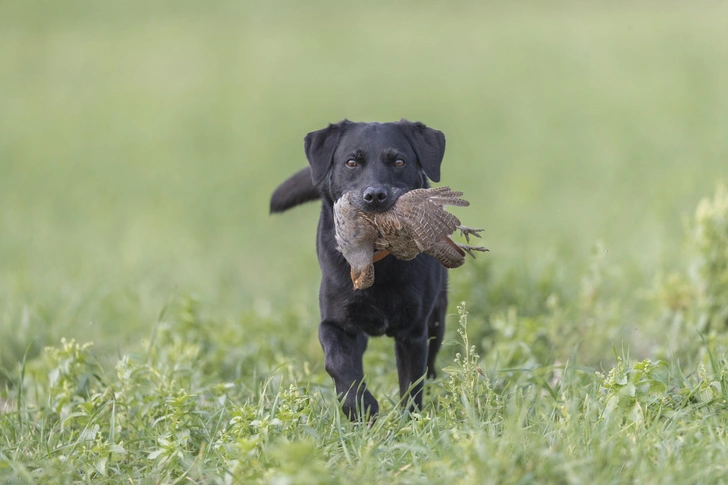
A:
[270, 119, 448, 420]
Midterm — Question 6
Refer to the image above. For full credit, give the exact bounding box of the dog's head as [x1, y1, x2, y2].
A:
[304, 119, 446, 212]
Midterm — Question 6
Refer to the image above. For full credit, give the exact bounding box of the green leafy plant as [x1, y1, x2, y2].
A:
[690, 183, 728, 333]
[597, 355, 669, 424]
[649, 184, 728, 358]
[441, 302, 498, 421]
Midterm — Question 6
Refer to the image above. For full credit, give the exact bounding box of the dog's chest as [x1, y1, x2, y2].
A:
[342, 278, 420, 337]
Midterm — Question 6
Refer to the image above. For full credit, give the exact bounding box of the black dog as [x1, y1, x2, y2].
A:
[270, 119, 448, 420]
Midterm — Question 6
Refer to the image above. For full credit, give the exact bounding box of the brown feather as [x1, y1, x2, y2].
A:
[443, 236, 466, 256]
[333, 187, 486, 288]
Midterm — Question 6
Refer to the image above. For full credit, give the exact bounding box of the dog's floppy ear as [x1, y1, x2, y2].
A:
[304, 120, 351, 185]
[398, 119, 446, 183]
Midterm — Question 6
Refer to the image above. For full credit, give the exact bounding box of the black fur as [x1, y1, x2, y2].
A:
[270, 119, 448, 420]
[269, 167, 320, 213]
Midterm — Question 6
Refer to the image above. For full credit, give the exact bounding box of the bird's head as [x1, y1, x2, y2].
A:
[350, 263, 375, 290]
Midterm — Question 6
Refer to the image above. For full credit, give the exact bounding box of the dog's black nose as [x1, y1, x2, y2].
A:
[363, 187, 388, 205]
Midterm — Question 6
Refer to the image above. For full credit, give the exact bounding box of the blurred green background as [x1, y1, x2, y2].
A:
[1, 1, 727, 370]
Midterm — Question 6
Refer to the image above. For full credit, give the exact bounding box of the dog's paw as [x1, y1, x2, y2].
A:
[342, 389, 379, 422]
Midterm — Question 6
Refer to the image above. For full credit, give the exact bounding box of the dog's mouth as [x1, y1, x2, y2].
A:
[349, 187, 406, 213]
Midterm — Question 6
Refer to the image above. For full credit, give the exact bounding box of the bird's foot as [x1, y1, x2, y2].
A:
[457, 243, 489, 259]
[457, 226, 483, 243]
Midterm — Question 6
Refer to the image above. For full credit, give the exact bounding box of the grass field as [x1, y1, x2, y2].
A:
[2, 2, 728, 483]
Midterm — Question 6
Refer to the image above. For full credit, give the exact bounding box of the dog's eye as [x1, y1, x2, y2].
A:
[394, 159, 405, 167]
[346, 160, 358, 168]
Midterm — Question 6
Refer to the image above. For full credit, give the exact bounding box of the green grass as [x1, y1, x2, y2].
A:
[2, 1, 728, 483]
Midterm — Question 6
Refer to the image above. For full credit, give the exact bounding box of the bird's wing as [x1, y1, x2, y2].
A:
[372, 211, 422, 259]
[396, 189, 464, 250]
[399, 187, 470, 207]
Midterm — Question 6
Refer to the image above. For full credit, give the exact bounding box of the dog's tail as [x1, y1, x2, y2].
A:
[270, 166, 321, 213]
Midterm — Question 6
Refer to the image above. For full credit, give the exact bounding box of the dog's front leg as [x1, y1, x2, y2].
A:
[319, 320, 378, 420]
[394, 328, 429, 412]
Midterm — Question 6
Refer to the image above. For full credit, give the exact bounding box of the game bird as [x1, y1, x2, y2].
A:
[334, 186, 488, 289]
